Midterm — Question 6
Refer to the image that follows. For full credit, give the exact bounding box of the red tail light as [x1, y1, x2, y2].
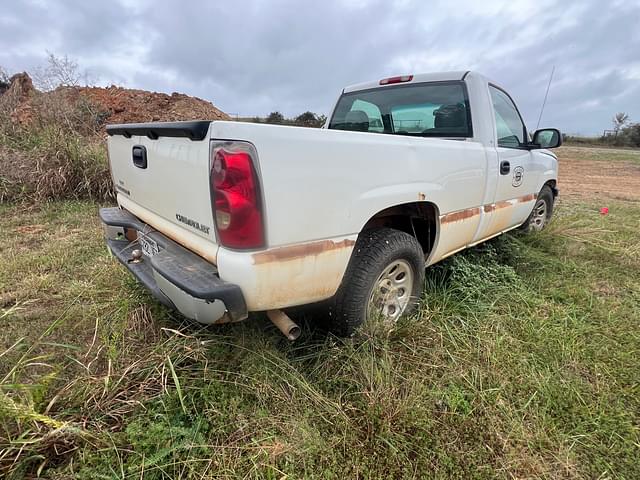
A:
[379, 75, 413, 85]
[210, 142, 264, 249]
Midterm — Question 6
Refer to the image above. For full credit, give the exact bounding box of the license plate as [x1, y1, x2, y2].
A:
[138, 234, 159, 257]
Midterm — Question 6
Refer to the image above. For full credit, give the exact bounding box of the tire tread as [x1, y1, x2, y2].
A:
[327, 227, 425, 336]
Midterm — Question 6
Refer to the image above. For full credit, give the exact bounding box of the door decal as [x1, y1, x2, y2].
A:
[512, 166, 524, 187]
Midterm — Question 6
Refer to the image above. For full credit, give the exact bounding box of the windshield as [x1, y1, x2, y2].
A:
[328, 81, 472, 138]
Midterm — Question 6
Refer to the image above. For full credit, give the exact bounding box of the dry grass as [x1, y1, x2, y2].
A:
[1, 186, 639, 478]
[1, 144, 640, 477]
[0, 86, 113, 203]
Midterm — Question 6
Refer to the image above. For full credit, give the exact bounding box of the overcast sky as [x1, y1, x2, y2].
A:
[2, 0, 639, 135]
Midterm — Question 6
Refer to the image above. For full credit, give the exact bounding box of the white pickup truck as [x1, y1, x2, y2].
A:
[101, 71, 561, 338]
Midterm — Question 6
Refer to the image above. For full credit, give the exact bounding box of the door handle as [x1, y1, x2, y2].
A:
[132, 145, 147, 169]
[500, 160, 510, 175]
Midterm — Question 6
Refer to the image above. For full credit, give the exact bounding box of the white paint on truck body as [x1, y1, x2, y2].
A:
[107, 71, 558, 315]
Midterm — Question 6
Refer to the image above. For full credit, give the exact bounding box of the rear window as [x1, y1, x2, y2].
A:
[328, 81, 472, 138]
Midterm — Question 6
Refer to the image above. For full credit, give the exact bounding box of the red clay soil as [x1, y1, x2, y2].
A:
[1, 73, 230, 128]
[3, 73, 37, 124]
[76, 85, 230, 124]
[556, 147, 640, 202]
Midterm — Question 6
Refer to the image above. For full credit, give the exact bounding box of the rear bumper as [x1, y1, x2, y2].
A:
[99, 207, 247, 323]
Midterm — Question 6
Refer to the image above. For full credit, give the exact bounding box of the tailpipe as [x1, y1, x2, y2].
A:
[266, 310, 301, 341]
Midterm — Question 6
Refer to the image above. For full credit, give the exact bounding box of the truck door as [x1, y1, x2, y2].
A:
[483, 85, 538, 235]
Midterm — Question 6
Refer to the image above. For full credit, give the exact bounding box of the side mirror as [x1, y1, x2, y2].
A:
[530, 128, 562, 149]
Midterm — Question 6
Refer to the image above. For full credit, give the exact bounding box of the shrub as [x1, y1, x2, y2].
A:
[293, 111, 326, 128]
[0, 125, 112, 203]
[0, 67, 113, 203]
[265, 111, 284, 124]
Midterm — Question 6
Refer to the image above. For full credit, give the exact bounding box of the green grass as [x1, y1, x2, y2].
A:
[1, 198, 639, 479]
[559, 145, 640, 165]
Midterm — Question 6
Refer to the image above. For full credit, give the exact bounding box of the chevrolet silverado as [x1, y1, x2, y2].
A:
[100, 71, 561, 338]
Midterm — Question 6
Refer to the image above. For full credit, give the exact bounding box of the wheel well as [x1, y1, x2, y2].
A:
[361, 202, 438, 256]
[544, 179, 558, 197]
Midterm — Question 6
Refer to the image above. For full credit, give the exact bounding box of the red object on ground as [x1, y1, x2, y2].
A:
[600, 207, 609, 215]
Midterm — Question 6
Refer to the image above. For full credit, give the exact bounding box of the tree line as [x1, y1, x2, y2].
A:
[249, 111, 327, 128]
[564, 111, 640, 148]
[601, 112, 640, 147]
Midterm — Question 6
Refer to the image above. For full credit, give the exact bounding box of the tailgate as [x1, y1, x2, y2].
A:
[106, 121, 217, 245]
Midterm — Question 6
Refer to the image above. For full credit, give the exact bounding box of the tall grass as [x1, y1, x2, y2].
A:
[1, 198, 638, 478]
[0, 87, 113, 203]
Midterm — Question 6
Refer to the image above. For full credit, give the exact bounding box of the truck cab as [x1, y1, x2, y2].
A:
[327, 71, 559, 262]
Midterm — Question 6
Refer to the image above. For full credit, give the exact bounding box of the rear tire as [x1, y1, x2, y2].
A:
[326, 227, 425, 337]
[521, 185, 554, 233]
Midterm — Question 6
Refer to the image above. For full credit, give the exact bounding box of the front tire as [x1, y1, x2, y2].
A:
[521, 185, 554, 232]
[327, 227, 425, 337]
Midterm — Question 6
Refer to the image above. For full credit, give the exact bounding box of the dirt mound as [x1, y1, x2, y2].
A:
[7, 72, 35, 99]
[77, 85, 230, 125]
[0, 74, 231, 202]
[0, 73, 230, 129]
[3, 73, 37, 124]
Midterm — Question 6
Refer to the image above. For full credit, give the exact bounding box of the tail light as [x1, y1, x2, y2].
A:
[210, 142, 264, 249]
[379, 75, 413, 85]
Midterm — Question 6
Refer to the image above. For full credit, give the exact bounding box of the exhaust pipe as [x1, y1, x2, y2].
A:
[266, 310, 301, 341]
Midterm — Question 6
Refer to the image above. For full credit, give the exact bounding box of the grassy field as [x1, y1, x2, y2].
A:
[1, 149, 639, 478]
[558, 145, 640, 166]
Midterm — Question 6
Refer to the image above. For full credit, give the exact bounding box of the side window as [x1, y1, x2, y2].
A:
[489, 86, 526, 148]
[350, 99, 384, 133]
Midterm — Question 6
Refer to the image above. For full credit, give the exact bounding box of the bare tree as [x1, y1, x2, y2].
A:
[33, 52, 92, 90]
[612, 112, 629, 136]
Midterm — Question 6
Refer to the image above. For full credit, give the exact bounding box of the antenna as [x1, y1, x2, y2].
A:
[536, 65, 555, 129]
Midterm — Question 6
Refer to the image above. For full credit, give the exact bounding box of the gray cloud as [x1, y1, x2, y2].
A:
[1, 0, 639, 134]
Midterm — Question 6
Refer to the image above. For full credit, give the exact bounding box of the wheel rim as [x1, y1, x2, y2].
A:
[529, 198, 548, 231]
[367, 259, 414, 324]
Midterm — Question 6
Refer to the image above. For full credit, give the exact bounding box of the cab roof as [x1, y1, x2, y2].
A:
[343, 71, 473, 94]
